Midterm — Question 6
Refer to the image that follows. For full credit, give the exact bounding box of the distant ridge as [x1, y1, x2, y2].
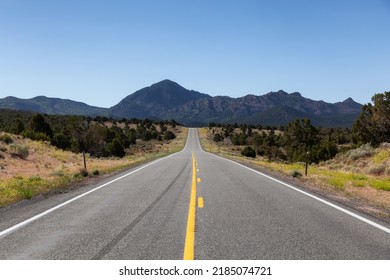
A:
[0, 95, 108, 116]
[0, 80, 362, 127]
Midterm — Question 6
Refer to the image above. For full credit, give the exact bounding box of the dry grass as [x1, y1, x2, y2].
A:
[198, 127, 390, 210]
[0, 127, 188, 207]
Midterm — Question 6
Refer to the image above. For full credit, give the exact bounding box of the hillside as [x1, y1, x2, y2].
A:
[0, 80, 362, 127]
[0, 126, 187, 207]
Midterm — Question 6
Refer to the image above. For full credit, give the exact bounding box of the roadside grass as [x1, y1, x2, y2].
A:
[370, 179, 390, 191]
[0, 127, 188, 207]
[0, 175, 60, 205]
[198, 127, 390, 208]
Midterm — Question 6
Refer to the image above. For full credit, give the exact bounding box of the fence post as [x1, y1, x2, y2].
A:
[305, 151, 309, 176]
[83, 151, 87, 172]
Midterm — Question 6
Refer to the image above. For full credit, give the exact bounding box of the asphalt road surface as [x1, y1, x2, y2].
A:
[0, 128, 389, 259]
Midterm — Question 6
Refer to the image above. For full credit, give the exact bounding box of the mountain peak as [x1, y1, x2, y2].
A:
[110, 80, 210, 118]
[276, 90, 288, 95]
[151, 79, 180, 87]
[159, 79, 173, 83]
[264, 90, 288, 97]
[342, 97, 355, 103]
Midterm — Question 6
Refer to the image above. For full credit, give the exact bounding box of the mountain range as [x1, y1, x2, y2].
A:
[0, 79, 362, 127]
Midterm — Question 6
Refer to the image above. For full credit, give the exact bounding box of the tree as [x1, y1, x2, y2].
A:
[163, 130, 176, 140]
[283, 119, 318, 162]
[84, 124, 108, 153]
[13, 119, 25, 134]
[353, 103, 374, 145]
[354, 92, 390, 146]
[252, 134, 263, 155]
[137, 126, 147, 139]
[27, 113, 53, 138]
[372, 92, 390, 138]
[51, 132, 71, 150]
[142, 130, 153, 141]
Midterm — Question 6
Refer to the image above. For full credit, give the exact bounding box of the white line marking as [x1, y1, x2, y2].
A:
[215, 154, 390, 234]
[0, 152, 179, 238]
[196, 131, 390, 234]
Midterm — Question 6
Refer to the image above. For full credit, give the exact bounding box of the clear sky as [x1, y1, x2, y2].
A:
[0, 0, 389, 107]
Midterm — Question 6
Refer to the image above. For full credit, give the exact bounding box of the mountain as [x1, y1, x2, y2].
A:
[0, 96, 108, 116]
[157, 89, 362, 127]
[109, 79, 211, 119]
[0, 80, 362, 127]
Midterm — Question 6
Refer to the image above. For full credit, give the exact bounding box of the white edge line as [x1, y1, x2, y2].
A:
[0, 150, 182, 238]
[215, 154, 390, 234]
[196, 129, 390, 234]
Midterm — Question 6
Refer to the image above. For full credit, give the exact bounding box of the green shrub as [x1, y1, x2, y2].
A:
[108, 138, 125, 157]
[21, 130, 50, 142]
[0, 134, 13, 144]
[9, 144, 29, 159]
[28, 176, 42, 183]
[79, 168, 89, 177]
[370, 180, 390, 191]
[19, 188, 33, 200]
[291, 170, 302, 178]
[368, 164, 386, 175]
[74, 168, 88, 179]
[92, 169, 100, 176]
[373, 146, 390, 163]
[213, 133, 223, 142]
[241, 146, 256, 158]
[348, 144, 374, 160]
[329, 177, 345, 191]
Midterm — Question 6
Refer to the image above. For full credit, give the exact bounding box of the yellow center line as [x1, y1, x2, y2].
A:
[183, 153, 197, 260]
[198, 197, 204, 208]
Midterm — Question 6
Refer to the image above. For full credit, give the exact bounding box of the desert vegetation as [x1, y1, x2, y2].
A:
[0, 110, 180, 157]
[0, 112, 187, 207]
[207, 119, 343, 163]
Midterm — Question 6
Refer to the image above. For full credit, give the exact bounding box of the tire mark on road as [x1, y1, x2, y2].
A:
[92, 160, 190, 260]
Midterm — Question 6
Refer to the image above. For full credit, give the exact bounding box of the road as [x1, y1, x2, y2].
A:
[0, 128, 389, 259]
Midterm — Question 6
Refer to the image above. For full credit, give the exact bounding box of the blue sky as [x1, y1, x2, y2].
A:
[0, 0, 389, 107]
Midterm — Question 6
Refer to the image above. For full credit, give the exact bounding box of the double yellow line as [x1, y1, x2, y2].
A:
[183, 153, 198, 260]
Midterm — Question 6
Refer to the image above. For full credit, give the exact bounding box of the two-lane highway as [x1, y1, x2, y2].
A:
[0, 128, 389, 259]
